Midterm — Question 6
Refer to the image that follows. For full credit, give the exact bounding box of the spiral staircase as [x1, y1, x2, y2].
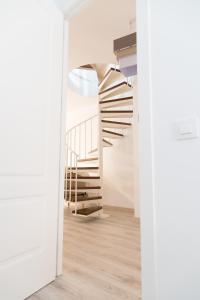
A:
[65, 64, 134, 217]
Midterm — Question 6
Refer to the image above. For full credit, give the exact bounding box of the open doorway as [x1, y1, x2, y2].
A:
[29, 0, 141, 299]
[65, 1, 141, 299]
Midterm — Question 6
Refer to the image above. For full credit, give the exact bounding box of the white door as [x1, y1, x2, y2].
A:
[0, 1, 63, 299]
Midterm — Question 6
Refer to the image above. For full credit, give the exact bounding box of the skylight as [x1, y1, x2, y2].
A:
[68, 67, 99, 97]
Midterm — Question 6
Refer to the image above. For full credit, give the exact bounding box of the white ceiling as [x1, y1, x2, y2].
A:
[53, 0, 90, 17]
[68, 0, 136, 69]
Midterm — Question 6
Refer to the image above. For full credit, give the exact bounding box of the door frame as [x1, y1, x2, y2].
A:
[136, 0, 157, 298]
[56, 0, 157, 298]
[56, 19, 69, 276]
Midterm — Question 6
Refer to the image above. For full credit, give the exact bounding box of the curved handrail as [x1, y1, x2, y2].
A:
[66, 114, 98, 160]
[66, 114, 98, 134]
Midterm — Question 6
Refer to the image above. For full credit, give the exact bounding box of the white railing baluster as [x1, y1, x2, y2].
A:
[70, 130, 72, 153]
[69, 150, 72, 203]
[65, 148, 68, 203]
[91, 118, 92, 152]
[79, 125, 81, 158]
[74, 127, 76, 156]
[85, 121, 86, 159]
[66, 114, 98, 156]
[64, 147, 78, 209]
[65, 115, 98, 211]
[75, 153, 78, 215]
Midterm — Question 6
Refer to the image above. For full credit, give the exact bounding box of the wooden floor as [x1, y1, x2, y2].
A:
[29, 206, 141, 300]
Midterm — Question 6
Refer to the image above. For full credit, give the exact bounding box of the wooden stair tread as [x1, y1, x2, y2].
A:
[78, 157, 98, 162]
[99, 82, 132, 95]
[102, 138, 113, 146]
[79, 64, 93, 69]
[92, 63, 108, 82]
[98, 68, 123, 91]
[72, 206, 103, 216]
[66, 176, 100, 180]
[101, 110, 133, 113]
[102, 129, 123, 137]
[66, 191, 86, 196]
[98, 67, 120, 87]
[71, 167, 99, 170]
[70, 196, 102, 202]
[65, 191, 87, 200]
[102, 120, 132, 126]
[76, 186, 101, 190]
[99, 96, 133, 104]
[66, 187, 101, 192]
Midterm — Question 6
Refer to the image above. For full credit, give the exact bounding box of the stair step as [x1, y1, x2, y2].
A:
[101, 110, 133, 118]
[99, 96, 133, 108]
[72, 206, 103, 216]
[102, 138, 113, 147]
[99, 82, 132, 100]
[101, 120, 132, 129]
[92, 63, 108, 82]
[71, 167, 99, 171]
[65, 191, 87, 196]
[66, 186, 101, 191]
[78, 157, 98, 163]
[70, 196, 102, 202]
[79, 64, 93, 70]
[66, 176, 100, 180]
[99, 68, 124, 91]
[65, 191, 87, 200]
[67, 189, 101, 193]
[102, 129, 123, 138]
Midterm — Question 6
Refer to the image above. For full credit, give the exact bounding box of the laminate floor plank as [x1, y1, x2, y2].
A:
[28, 206, 141, 300]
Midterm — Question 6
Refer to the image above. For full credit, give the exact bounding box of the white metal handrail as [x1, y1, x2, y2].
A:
[66, 114, 98, 160]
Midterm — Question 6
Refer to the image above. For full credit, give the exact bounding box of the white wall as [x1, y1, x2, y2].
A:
[103, 127, 136, 209]
[138, 0, 200, 299]
[68, 0, 136, 70]
[66, 88, 97, 130]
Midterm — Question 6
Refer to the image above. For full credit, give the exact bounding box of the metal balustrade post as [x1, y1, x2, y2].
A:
[70, 130, 72, 153]
[79, 125, 81, 158]
[66, 115, 98, 159]
[75, 153, 78, 215]
[85, 121, 86, 159]
[91, 118, 93, 152]
[65, 147, 68, 204]
[74, 127, 76, 155]
[69, 151, 72, 204]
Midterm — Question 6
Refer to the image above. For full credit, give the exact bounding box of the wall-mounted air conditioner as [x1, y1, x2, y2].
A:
[114, 32, 137, 77]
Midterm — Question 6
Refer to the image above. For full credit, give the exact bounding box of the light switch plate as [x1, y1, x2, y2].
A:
[175, 116, 199, 140]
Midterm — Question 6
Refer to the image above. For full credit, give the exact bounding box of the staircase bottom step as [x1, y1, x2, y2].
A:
[72, 206, 103, 216]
